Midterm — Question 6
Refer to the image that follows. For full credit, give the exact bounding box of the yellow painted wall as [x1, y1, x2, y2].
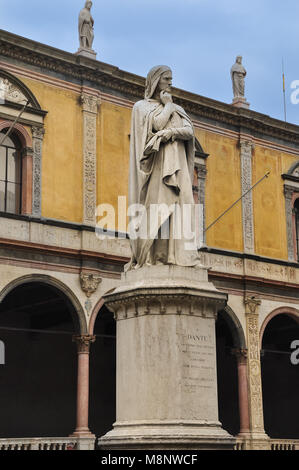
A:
[18, 75, 83, 223]
[97, 102, 131, 232]
[198, 129, 243, 252]
[252, 146, 298, 260]
[14, 74, 299, 259]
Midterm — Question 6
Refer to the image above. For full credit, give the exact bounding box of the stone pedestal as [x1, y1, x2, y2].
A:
[75, 47, 97, 60]
[99, 265, 235, 450]
[232, 97, 250, 109]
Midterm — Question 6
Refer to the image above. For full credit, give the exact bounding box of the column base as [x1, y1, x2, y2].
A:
[70, 430, 95, 437]
[99, 421, 235, 450]
[69, 431, 96, 450]
[102, 266, 234, 451]
[236, 432, 270, 450]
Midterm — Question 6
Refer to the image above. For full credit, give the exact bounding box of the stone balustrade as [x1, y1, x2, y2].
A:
[235, 438, 299, 451]
[0, 436, 298, 451]
[270, 439, 299, 451]
[0, 436, 95, 450]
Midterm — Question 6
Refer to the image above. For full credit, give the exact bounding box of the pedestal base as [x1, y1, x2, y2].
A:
[99, 421, 235, 450]
[236, 432, 270, 450]
[100, 265, 235, 451]
[232, 97, 250, 109]
[75, 48, 97, 60]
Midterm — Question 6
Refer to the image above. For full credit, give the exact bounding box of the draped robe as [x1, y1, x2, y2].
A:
[231, 62, 246, 98]
[78, 8, 94, 49]
[126, 97, 201, 271]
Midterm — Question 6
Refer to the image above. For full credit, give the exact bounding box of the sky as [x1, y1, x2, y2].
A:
[1, 0, 299, 125]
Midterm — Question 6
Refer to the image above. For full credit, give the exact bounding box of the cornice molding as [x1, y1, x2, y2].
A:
[0, 30, 299, 145]
[282, 174, 299, 183]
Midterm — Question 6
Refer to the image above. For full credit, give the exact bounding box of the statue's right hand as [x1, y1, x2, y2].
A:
[160, 91, 173, 105]
[156, 129, 173, 143]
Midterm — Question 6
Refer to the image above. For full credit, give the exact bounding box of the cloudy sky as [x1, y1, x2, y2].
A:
[1, 0, 299, 125]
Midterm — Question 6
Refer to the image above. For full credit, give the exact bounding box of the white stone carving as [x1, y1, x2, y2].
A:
[231, 56, 250, 108]
[240, 139, 255, 254]
[100, 265, 235, 450]
[0, 78, 31, 106]
[76, 1, 97, 60]
[81, 93, 99, 226]
[79, 271, 102, 298]
[32, 126, 45, 217]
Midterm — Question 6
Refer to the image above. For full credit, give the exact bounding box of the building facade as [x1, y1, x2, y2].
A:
[0, 29, 298, 450]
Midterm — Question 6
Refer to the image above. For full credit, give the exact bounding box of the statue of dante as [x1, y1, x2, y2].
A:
[231, 56, 246, 98]
[126, 65, 202, 271]
[78, 1, 94, 49]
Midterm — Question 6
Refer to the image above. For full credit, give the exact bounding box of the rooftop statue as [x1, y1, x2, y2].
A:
[78, 1, 95, 50]
[231, 56, 247, 98]
[126, 65, 202, 271]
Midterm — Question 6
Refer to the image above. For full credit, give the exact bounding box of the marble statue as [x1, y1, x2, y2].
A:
[126, 65, 202, 271]
[78, 1, 95, 50]
[231, 56, 247, 98]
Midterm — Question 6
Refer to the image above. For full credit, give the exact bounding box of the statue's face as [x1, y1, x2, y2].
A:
[86, 1, 92, 9]
[236, 56, 242, 64]
[156, 71, 173, 94]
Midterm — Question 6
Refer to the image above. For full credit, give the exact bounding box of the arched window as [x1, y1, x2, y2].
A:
[0, 131, 22, 214]
[295, 198, 299, 262]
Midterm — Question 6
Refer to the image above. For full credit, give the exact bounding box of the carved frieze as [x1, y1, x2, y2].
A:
[1, 40, 299, 143]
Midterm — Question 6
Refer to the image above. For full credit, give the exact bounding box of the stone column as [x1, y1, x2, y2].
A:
[81, 93, 99, 226]
[284, 185, 295, 262]
[21, 146, 33, 215]
[232, 348, 250, 436]
[240, 139, 255, 254]
[32, 126, 45, 218]
[195, 163, 207, 246]
[99, 265, 235, 450]
[71, 335, 95, 438]
[244, 297, 270, 450]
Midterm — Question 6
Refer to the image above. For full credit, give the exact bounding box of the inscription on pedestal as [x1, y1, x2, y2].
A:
[177, 328, 216, 394]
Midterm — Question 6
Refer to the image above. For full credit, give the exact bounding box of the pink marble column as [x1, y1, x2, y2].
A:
[71, 335, 96, 436]
[232, 348, 250, 435]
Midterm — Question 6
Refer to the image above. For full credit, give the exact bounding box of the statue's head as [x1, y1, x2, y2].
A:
[236, 56, 242, 64]
[85, 0, 92, 9]
[145, 65, 172, 99]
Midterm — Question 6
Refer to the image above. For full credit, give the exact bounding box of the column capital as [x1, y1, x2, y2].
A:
[80, 93, 100, 114]
[21, 146, 33, 158]
[231, 348, 248, 363]
[284, 184, 294, 200]
[32, 125, 45, 140]
[244, 296, 261, 315]
[73, 335, 96, 353]
[195, 163, 207, 178]
[239, 138, 254, 153]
